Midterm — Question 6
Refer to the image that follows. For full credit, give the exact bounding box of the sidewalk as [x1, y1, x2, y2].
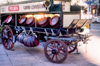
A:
[0, 40, 98, 66]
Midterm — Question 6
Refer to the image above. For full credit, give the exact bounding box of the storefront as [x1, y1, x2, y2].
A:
[91, 5, 97, 16]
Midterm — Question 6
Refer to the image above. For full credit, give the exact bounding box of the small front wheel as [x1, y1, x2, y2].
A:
[44, 39, 68, 63]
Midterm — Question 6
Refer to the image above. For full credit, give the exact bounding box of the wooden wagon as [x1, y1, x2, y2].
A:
[0, 0, 91, 63]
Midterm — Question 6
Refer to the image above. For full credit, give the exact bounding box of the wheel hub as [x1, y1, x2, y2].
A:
[52, 49, 58, 54]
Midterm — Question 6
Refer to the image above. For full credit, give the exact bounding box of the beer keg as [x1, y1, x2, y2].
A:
[38, 17, 50, 28]
[18, 33, 39, 47]
[19, 16, 27, 26]
[50, 16, 59, 28]
[6, 15, 14, 24]
[23, 35, 39, 47]
[26, 17, 35, 26]
[18, 33, 27, 44]
[2, 19, 6, 24]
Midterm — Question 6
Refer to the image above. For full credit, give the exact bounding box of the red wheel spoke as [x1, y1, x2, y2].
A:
[52, 54, 55, 60]
[47, 50, 52, 52]
[58, 53, 62, 59]
[58, 45, 63, 50]
[53, 41, 56, 48]
[5, 43, 8, 46]
[60, 49, 65, 53]
[48, 46, 53, 49]
[59, 51, 65, 56]
[56, 54, 58, 61]
[56, 43, 58, 49]
[67, 43, 77, 53]
[69, 46, 72, 50]
[71, 45, 75, 48]
[50, 43, 54, 48]
[48, 53, 53, 56]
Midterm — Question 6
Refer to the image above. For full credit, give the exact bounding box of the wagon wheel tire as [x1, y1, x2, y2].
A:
[1, 26, 14, 50]
[44, 39, 68, 63]
[68, 42, 77, 53]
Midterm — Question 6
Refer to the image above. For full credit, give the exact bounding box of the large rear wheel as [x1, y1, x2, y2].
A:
[67, 42, 77, 53]
[44, 39, 68, 63]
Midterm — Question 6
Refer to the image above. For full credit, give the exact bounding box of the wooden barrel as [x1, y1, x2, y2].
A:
[50, 16, 59, 28]
[19, 16, 27, 26]
[2, 19, 6, 24]
[6, 15, 14, 24]
[38, 17, 50, 28]
[23, 35, 28, 46]
[26, 17, 35, 26]
[31, 36, 39, 46]
[23, 35, 40, 47]
[18, 33, 27, 44]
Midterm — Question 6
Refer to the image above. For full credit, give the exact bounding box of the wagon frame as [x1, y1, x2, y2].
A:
[0, 0, 91, 63]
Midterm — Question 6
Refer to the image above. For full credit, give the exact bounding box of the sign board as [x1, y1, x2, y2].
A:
[54, 1, 70, 12]
[91, 6, 97, 8]
[0, 1, 70, 14]
[0, 1, 47, 14]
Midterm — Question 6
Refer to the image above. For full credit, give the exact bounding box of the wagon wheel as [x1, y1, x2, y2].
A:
[1, 26, 14, 50]
[67, 42, 77, 53]
[44, 39, 68, 63]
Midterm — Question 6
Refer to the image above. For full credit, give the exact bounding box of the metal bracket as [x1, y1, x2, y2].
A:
[21, 27, 26, 33]
[44, 29, 49, 36]
[59, 31, 62, 36]
[51, 29, 55, 36]
[13, 35, 16, 43]
[30, 27, 37, 38]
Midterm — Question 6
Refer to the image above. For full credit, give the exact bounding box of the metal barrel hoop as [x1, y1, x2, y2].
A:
[26, 36, 32, 47]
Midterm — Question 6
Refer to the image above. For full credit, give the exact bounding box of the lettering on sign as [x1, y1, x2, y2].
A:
[8, 5, 19, 11]
[23, 4, 44, 10]
[1, 7, 5, 12]
[59, 2, 65, 10]
[23, 5, 30, 10]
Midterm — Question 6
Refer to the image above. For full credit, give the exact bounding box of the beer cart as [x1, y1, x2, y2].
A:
[0, 0, 91, 63]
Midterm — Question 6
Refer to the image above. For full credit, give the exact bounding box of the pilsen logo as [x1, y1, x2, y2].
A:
[8, 5, 19, 11]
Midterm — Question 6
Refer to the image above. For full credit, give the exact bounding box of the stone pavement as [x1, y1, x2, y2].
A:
[0, 24, 100, 66]
[0, 40, 98, 66]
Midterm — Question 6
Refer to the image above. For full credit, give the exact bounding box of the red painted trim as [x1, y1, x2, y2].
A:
[8, 5, 19, 11]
